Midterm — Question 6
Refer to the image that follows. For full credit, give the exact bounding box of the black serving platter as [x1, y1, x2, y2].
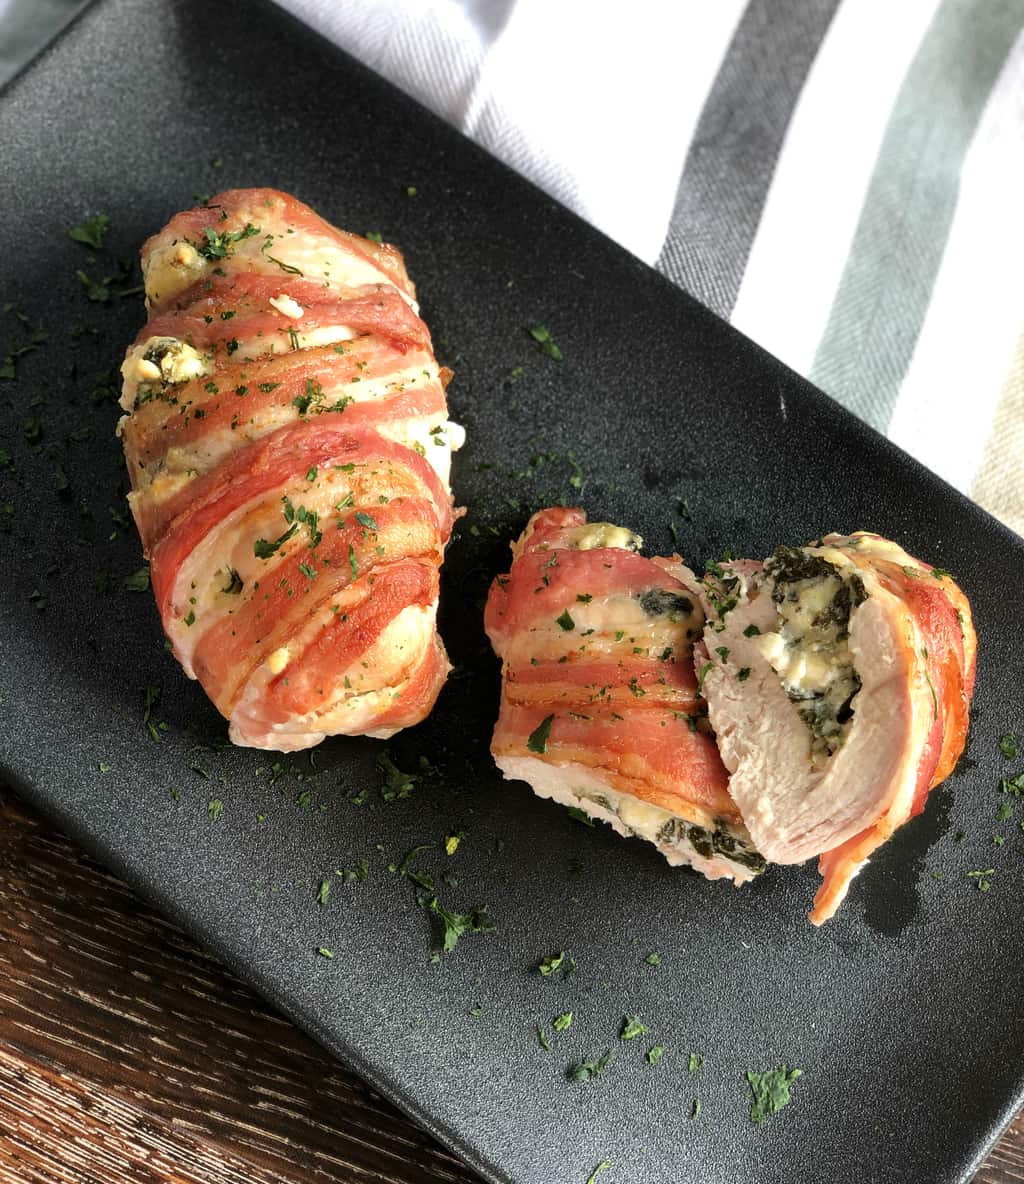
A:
[1, 3, 1022, 1182]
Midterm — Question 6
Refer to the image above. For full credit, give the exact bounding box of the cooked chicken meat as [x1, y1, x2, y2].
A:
[698, 532, 976, 923]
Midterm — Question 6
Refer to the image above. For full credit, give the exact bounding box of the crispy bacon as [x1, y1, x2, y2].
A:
[120, 190, 458, 750]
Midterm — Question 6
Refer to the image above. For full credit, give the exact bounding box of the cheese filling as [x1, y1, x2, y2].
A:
[496, 756, 765, 880]
[564, 522, 642, 552]
[759, 547, 867, 763]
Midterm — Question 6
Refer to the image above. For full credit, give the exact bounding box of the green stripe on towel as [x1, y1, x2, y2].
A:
[810, 0, 1023, 432]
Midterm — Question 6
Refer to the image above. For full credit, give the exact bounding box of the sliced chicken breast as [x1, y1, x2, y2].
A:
[698, 532, 975, 922]
[485, 508, 765, 884]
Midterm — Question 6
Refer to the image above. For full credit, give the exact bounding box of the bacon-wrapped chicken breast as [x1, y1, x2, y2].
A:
[698, 532, 976, 923]
[119, 189, 459, 750]
[484, 508, 765, 883]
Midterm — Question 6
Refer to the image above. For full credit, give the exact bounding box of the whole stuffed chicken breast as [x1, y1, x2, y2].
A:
[119, 189, 460, 750]
[485, 508, 765, 884]
[698, 532, 976, 923]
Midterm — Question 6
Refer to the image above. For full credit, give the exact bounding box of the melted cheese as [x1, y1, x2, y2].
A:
[565, 523, 642, 552]
[268, 293, 304, 319]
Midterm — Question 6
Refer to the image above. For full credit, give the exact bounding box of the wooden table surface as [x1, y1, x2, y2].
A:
[1, 786, 1021, 1184]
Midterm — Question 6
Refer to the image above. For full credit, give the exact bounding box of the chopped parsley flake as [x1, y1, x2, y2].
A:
[586, 1162, 611, 1184]
[316, 878, 331, 906]
[124, 565, 150, 593]
[620, 1016, 649, 1041]
[538, 1026, 552, 1051]
[196, 222, 259, 260]
[528, 323, 564, 361]
[68, 214, 111, 249]
[207, 799, 224, 822]
[556, 608, 575, 631]
[355, 511, 379, 531]
[378, 750, 417, 801]
[281, 496, 322, 547]
[306, 466, 318, 481]
[696, 661, 713, 694]
[336, 858, 369, 883]
[254, 523, 298, 558]
[566, 806, 595, 827]
[293, 378, 323, 415]
[527, 714, 555, 754]
[365, 231, 384, 244]
[1002, 773, 1024, 796]
[688, 1052, 704, 1072]
[743, 624, 761, 637]
[348, 544, 359, 580]
[296, 503, 322, 547]
[747, 1065, 802, 1124]
[142, 684, 162, 742]
[317, 947, 334, 959]
[569, 1050, 612, 1083]
[737, 667, 751, 682]
[645, 952, 661, 966]
[221, 568, 244, 595]
[1000, 733, 1019, 760]
[263, 250, 303, 275]
[553, 1012, 573, 1031]
[419, 893, 495, 954]
[646, 1045, 665, 1066]
[537, 951, 564, 977]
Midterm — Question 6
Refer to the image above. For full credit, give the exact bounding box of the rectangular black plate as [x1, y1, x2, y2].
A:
[2, 2, 1022, 1181]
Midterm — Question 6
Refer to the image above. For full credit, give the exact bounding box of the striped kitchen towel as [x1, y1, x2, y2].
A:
[275, 0, 1024, 535]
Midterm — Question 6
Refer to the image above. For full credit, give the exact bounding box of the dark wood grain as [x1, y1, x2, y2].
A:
[0, 788, 480, 1184]
[0, 785, 1018, 1183]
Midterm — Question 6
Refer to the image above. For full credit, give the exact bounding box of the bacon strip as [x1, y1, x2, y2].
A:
[120, 190, 458, 750]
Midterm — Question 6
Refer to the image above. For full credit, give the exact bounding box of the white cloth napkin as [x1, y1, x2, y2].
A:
[283, 2, 1023, 534]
